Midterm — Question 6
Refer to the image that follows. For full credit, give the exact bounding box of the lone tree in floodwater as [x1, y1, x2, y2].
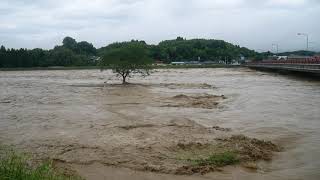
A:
[100, 43, 153, 84]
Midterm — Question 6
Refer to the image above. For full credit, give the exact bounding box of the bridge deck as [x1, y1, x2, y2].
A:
[246, 63, 320, 74]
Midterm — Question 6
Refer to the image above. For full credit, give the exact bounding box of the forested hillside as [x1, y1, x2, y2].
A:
[99, 37, 258, 63]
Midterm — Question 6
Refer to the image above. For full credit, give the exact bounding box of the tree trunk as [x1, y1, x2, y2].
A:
[120, 71, 129, 84]
[122, 73, 128, 84]
[122, 75, 126, 84]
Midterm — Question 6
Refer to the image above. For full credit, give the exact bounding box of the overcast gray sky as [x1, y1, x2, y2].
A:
[0, 0, 319, 52]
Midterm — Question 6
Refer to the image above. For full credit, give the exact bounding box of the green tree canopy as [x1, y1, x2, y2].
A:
[62, 37, 77, 50]
[76, 41, 96, 55]
[100, 43, 153, 84]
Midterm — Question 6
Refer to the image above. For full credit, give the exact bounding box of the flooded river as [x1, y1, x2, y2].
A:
[0, 68, 319, 180]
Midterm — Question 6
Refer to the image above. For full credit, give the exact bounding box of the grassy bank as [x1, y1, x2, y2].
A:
[0, 148, 81, 180]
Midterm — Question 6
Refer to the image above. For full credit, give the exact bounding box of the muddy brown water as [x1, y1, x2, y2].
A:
[0, 68, 319, 180]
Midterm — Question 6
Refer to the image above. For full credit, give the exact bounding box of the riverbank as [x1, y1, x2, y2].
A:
[0, 146, 81, 180]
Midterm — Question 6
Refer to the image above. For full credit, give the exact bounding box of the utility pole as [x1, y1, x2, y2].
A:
[308, 42, 317, 50]
[297, 33, 309, 51]
[272, 44, 279, 54]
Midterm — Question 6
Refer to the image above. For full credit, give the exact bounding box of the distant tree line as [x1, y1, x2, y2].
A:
[99, 37, 259, 64]
[276, 50, 317, 57]
[0, 37, 97, 68]
[1, 36, 317, 68]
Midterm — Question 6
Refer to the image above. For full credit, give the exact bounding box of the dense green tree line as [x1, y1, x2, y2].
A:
[0, 37, 97, 68]
[4, 36, 317, 68]
[99, 37, 259, 64]
[154, 37, 257, 63]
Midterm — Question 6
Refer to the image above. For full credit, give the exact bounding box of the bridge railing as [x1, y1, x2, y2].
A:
[247, 56, 320, 65]
[245, 57, 320, 73]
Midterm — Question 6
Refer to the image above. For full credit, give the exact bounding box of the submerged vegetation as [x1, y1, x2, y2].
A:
[0, 148, 81, 180]
[174, 135, 281, 175]
[192, 152, 239, 167]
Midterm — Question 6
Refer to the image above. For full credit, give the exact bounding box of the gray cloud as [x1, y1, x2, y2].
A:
[0, 0, 319, 52]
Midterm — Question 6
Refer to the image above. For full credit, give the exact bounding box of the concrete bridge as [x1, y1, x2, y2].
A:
[245, 56, 320, 75]
[246, 63, 320, 74]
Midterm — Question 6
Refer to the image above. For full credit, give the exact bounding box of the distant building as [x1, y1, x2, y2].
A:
[277, 56, 288, 60]
[201, 61, 218, 65]
[245, 59, 252, 63]
[89, 56, 101, 62]
[218, 60, 226, 64]
[238, 54, 246, 62]
[154, 60, 165, 66]
[187, 61, 202, 65]
[287, 55, 311, 60]
[264, 55, 312, 62]
[171, 61, 202, 65]
[171, 62, 185, 65]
